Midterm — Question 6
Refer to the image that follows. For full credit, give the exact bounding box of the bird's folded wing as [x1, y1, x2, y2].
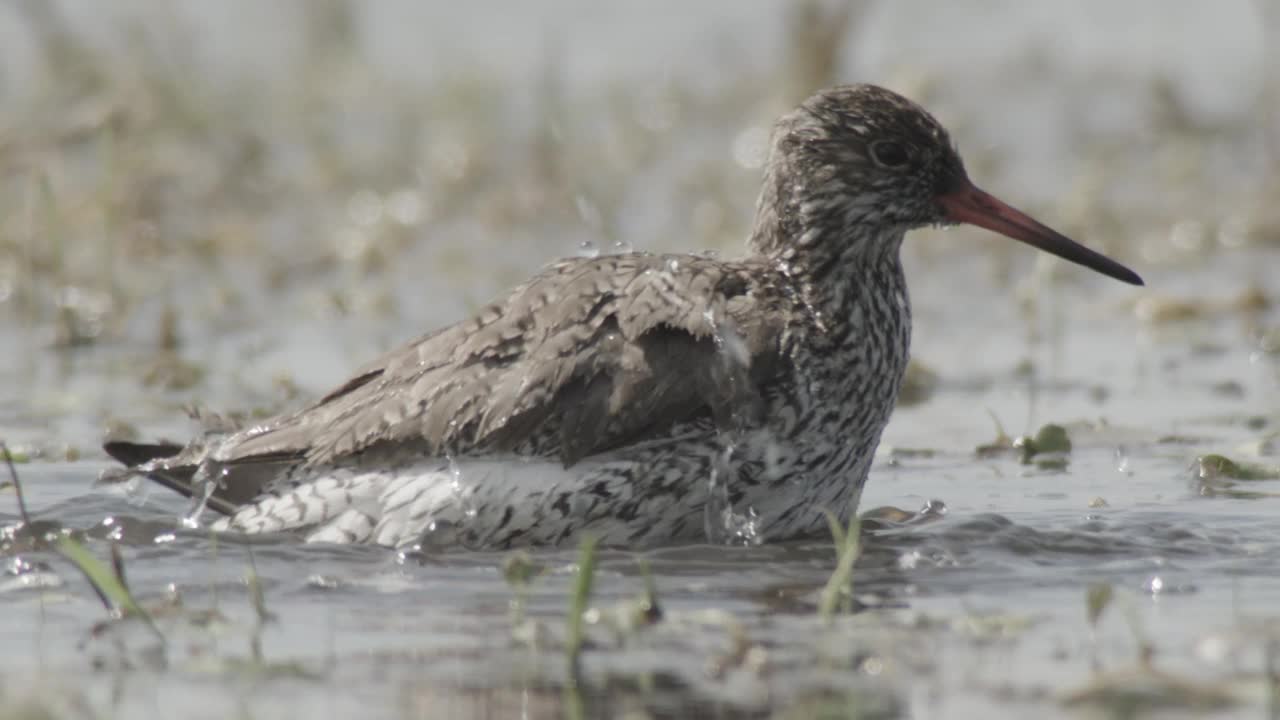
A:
[216, 254, 789, 469]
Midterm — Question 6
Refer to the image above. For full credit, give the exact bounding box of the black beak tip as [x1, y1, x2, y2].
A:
[1115, 266, 1144, 287]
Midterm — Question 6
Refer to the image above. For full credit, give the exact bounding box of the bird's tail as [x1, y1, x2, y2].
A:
[102, 440, 239, 516]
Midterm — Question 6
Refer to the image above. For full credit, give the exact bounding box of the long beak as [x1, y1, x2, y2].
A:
[936, 180, 1143, 286]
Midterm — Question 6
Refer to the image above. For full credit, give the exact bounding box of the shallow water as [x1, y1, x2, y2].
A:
[2, 2, 1280, 718]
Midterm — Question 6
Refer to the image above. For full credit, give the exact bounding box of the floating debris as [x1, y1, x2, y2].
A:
[1014, 423, 1073, 469]
[1195, 454, 1280, 481]
[1061, 668, 1238, 713]
[1194, 453, 1280, 499]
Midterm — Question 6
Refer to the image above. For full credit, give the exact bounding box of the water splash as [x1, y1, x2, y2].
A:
[416, 517, 464, 550]
[181, 461, 226, 529]
[703, 307, 758, 433]
[703, 306, 752, 372]
[704, 444, 762, 546]
[760, 430, 787, 482]
[717, 319, 751, 371]
[446, 455, 478, 522]
[1114, 446, 1132, 475]
[121, 476, 147, 506]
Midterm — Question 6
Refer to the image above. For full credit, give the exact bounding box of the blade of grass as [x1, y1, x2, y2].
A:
[110, 543, 131, 595]
[245, 545, 273, 624]
[245, 545, 274, 663]
[818, 511, 861, 623]
[57, 536, 141, 615]
[56, 535, 163, 641]
[822, 507, 846, 549]
[563, 536, 597, 720]
[566, 535, 598, 669]
[3, 441, 51, 667]
[1, 440, 31, 525]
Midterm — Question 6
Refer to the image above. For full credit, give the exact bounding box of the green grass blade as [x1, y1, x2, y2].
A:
[818, 517, 861, 623]
[56, 536, 142, 614]
[56, 536, 162, 641]
[566, 535, 598, 668]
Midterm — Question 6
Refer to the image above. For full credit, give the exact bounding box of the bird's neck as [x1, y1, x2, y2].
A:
[747, 163, 909, 319]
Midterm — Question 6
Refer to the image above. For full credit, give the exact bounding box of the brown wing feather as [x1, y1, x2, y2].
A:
[214, 253, 789, 469]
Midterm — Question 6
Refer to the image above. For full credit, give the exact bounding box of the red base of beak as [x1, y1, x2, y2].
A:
[936, 181, 1143, 286]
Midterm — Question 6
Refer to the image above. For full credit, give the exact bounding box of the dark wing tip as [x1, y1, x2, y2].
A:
[103, 440, 183, 468]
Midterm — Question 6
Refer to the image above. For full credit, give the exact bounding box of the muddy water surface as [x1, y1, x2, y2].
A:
[2, 2, 1279, 718]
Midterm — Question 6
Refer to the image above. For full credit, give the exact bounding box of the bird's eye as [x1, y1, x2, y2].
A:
[870, 140, 910, 168]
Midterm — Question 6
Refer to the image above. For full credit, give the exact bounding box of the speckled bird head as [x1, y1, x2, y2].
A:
[751, 84, 1143, 286]
[778, 84, 966, 232]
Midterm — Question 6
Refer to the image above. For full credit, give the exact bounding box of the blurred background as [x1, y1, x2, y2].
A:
[0, 0, 1276, 455]
[3, 3, 1280, 719]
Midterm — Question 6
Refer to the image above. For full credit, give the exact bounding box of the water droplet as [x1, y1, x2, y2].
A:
[445, 456, 478, 527]
[122, 476, 146, 503]
[1144, 575, 1164, 595]
[578, 240, 600, 258]
[613, 239, 634, 254]
[1114, 446, 1131, 474]
[918, 499, 947, 520]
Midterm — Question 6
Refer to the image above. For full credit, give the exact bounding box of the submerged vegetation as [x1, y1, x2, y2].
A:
[1, 1, 1279, 718]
